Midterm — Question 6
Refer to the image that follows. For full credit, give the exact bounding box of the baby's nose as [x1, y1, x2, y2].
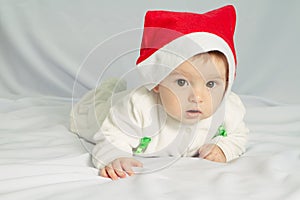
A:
[189, 88, 204, 103]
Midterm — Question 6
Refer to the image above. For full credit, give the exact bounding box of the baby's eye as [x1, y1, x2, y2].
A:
[206, 81, 216, 88]
[177, 79, 189, 87]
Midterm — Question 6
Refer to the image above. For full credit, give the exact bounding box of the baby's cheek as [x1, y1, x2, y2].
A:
[169, 101, 181, 117]
[163, 95, 182, 118]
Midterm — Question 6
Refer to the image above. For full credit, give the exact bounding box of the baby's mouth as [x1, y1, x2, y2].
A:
[187, 110, 201, 113]
[186, 109, 202, 118]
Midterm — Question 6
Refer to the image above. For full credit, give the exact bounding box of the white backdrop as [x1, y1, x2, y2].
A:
[0, 0, 300, 104]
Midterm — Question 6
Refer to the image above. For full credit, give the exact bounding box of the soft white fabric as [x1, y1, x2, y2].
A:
[0, 96, 299, 200]
[91, 85, 248, 169]
[70, 78, 127, 143]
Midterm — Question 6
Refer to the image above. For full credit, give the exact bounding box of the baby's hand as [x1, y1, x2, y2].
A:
[100, 157, 143, 180]
[198, 144, 226, 163]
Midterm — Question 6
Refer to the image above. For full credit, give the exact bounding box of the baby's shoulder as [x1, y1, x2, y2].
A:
[224, 92, 246, 118]
[128, 86, 158, 106]
[226, 92, 245, 110]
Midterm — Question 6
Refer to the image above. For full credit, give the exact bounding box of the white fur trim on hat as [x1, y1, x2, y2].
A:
[136, 32, 235, 96]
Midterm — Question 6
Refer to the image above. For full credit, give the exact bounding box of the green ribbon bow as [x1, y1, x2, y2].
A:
[133, 137, 151, 154]
[217, 125, 227, 137]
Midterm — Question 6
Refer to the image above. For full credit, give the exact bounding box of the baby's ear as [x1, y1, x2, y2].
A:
[152, 85, 160, 93]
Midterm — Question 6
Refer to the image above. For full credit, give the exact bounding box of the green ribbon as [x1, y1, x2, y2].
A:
[218, 125, 227, 137]
[133, 137, 151, 154]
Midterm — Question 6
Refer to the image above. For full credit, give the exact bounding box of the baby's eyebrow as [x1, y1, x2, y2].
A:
[205, 72, 226, 80]
[206, 74, 222, 79]
[170, 69, 225, 81]
[170, 70, 192, 78]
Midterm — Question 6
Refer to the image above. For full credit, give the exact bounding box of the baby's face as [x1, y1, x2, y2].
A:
[154, 54, 227, 124]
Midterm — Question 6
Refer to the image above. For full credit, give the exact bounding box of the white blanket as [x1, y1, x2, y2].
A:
[0, 96, 299, 200]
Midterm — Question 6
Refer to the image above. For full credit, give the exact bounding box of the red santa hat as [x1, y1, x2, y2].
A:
[136, 5, 237, 92]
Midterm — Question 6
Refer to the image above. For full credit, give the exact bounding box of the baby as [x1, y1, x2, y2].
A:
[70, 5, 249, 180]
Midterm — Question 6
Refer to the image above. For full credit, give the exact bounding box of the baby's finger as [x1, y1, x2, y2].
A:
[123, 159, 143, 176]
[99, 168, 109, 178]
[105, 165, 119, 180]
[198, 145, 211, 158]
[112, 161, 126, 178]
[130, 159, 143, 168]
[204, 153, 215, 162]
[122, 162, 135, 176]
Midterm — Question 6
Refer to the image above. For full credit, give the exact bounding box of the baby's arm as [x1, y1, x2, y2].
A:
[202, 92, 249, 162]
[92, 91, 146, 180]
[92, 114, 143, 179]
